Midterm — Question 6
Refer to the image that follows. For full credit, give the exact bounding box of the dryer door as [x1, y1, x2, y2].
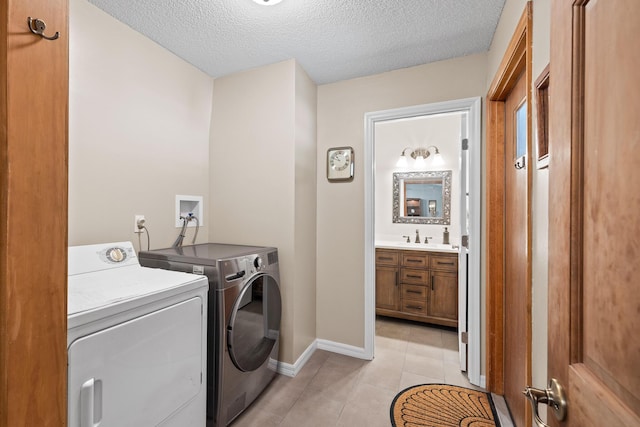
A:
[68, 297, 204, 427]
[227, 273, 282, 372]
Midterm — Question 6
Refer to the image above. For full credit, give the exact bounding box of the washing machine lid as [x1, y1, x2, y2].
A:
[68, 242, 207, 329]
[139, 243, 275, 267]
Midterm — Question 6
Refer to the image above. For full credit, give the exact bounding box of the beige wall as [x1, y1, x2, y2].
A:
[69, 0, 213, 249]
[293, 63, 318, 358]
[209, 60, 317, 365]
[316, 53, 487, 347]
[486, 0, 551, 399]
[375, 113, 463, 245]
[531, 0, 550, 396]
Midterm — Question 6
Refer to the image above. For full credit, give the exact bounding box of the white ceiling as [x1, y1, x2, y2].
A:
[87, 0, 505, 85]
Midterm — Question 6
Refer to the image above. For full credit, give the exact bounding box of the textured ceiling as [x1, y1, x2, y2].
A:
[87, 0, 505, 85]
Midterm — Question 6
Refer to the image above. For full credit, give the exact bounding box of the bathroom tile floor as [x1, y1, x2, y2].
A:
[231, 316, 484, 427]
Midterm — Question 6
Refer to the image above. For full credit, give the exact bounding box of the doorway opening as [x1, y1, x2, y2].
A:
[364, 97, 482, 386]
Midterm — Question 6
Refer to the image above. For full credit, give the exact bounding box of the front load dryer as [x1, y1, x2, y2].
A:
[139, 244, 282, 427]
[67, 242, 208, 427]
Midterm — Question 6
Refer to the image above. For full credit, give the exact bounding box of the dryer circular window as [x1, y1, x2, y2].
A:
[227, 273, 282, 372]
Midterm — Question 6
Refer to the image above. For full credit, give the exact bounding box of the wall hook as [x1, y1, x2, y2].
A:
[27, 17, 60, 41]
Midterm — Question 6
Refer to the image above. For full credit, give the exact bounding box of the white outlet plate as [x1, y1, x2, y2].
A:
[134, 215, 145, 233]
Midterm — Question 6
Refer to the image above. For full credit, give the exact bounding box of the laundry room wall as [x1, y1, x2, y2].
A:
[68, 0, 213, 250]
[316, 53, 487, 350]
[293, 61, 319, 360]
[208, 60, 317, 366]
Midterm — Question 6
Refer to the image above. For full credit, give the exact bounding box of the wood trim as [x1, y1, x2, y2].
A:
[485, 3, 533, 411]
[1, 1, 69, 425]
[485, 99, 505, 394]
[0, 16, 6, 424]
[534, 64, 550, 162]
[569, 1, 586, 366]
[487, 6, 530, 100]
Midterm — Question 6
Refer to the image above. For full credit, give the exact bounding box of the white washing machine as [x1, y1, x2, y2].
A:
[67, 242, 208, 427]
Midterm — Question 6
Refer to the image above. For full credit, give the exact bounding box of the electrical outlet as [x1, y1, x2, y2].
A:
[134, 215, 146, 233]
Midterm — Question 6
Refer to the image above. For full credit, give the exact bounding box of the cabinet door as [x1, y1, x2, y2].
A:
[375, 266, 399, 311]
[428, 271, 458, 320]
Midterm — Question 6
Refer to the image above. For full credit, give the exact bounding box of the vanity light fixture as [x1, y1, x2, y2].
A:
[396, 146, 442, 168]
[396, 149, 410, 168]
[252, 0, 283, 5]
[426, 146, 444, 166]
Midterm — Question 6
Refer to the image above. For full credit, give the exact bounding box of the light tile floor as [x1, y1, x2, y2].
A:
[231, 316, 484, 426]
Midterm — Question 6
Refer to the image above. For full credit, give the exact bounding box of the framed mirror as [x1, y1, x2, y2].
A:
[392, 170, 452, 224]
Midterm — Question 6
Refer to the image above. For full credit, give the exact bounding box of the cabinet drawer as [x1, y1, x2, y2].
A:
[376, 250, 398, 266]
[401, 253, 428, 268]
[430, 255, 458, 271]
[401, 299, 428, 315]
[400, 268, 429, 285]
[401, 284, 427, 301]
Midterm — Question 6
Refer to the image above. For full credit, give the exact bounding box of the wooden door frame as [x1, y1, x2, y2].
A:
[486, 2, 533, 395]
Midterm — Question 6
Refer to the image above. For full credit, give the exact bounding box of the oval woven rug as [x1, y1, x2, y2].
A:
[390, 384, 500, 427]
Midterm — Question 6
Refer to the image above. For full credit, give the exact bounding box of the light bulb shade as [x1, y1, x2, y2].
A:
[414, 155, 426, 169]
[431, 152, 445, 166]
[396, 155, 409, 168]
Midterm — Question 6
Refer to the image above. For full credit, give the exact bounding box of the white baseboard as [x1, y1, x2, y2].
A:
[274, 340, 318, 377]
[479, 375, 486, 389]
[274, 338, 370, 378]
[316, 339, 370, 360]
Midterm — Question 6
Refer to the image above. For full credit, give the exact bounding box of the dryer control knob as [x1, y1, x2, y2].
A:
[254, 256, 263, 270]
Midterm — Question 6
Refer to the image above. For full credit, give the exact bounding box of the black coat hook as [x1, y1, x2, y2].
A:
[28, 17, 60, 41]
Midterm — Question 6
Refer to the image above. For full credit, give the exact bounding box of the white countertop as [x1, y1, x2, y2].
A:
[375, 240, 459, 253]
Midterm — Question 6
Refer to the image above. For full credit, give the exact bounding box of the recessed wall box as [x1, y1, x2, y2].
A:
[175, 195, 204, 228]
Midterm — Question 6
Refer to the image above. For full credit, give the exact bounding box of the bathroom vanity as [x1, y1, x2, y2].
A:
[375, 246, 458, 328]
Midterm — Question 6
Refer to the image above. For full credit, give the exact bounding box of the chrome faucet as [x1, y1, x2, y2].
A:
[415, 229, 420, 243]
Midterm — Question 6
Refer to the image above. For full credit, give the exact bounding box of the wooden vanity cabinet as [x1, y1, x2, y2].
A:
[429, 255, 458, 321]
[375, 250, 400, 311]
[375, 248, 458, 328]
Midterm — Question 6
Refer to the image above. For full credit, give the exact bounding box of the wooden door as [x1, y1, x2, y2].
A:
[375, 266, 399, 311]
[0, 0, 68, 425]
[504, 71, 530, 427]
[428, 271, 457, 321]
[548, 0, 640, 425]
